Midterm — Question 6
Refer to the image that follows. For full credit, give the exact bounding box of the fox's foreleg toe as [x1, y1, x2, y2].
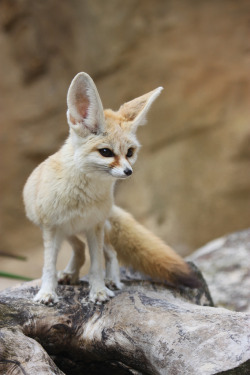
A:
[34, 289, 59, 305]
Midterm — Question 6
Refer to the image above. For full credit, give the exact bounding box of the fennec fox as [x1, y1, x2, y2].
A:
[23, 72, 199, 305]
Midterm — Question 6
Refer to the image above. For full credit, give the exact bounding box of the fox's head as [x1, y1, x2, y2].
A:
[67, 72, 163, 179]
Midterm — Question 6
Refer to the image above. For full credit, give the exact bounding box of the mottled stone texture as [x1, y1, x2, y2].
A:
[189, 229, 250, 313]
[0, 266, 249, 375]
[1, 0, 250, 255]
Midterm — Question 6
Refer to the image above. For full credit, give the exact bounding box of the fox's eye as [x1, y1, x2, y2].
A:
[126, 148, 134, 158]
[98, 148, 114, 157]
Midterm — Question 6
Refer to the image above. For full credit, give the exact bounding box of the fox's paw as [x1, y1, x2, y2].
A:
[88, 284, 115, 304]
[34, 289, 59, 305]
[58, 271, 79, 285]
[105, 279, 124, 290]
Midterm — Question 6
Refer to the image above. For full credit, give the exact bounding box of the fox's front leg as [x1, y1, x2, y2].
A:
[34, 228, 62, 304]
[86, 224, 114, 303]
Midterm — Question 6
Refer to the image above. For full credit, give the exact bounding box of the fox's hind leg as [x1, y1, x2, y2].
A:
[58, 235, 86, 285]
[104, 243, 124, 290]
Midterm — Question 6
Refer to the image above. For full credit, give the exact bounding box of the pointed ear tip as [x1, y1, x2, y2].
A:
[67, 72, 94, 102]
[150, 86, 163, 100]
[151, 86, 164, 98]
[69, 72, 94, 90]
[156, 86, 164, 93]
[75, 71, 89, 78]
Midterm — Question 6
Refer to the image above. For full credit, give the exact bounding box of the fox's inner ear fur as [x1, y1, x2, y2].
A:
[118, 87, 163, 132]
[67, 72, 105, 136]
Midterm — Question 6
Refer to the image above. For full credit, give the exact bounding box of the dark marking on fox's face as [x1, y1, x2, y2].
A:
[109, 155, 120, 169]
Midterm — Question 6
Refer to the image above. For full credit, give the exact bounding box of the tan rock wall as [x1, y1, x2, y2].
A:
[1, 0, 250, 255]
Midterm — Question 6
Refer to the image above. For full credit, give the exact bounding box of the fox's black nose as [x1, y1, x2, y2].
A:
[124, 168, 133, 176]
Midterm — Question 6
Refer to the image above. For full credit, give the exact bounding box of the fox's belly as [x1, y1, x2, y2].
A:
[60, 206, 110, 235]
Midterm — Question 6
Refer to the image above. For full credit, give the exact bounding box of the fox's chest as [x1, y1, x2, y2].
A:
[56, 183, 113, 233]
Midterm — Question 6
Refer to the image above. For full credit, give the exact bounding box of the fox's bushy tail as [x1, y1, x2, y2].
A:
[108, 206, 200, 288]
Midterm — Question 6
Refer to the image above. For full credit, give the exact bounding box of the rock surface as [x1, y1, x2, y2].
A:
[1, 0, 250, 256]
[0, 266, 249, 375]
[189, 229, 250, 313]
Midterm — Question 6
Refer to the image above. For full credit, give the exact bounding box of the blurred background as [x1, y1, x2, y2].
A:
[0, 0, 250, 286]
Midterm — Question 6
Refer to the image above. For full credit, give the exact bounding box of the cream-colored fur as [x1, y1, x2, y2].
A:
[24, 73, 199, 305]
[23, 72, 165, 304]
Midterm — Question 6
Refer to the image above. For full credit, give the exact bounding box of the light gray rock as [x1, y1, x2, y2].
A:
[189, 229, 250, 312]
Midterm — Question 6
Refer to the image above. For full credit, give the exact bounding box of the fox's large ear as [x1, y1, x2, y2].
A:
[67, 72, 105, 136]
[118, 87, 163, 132]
